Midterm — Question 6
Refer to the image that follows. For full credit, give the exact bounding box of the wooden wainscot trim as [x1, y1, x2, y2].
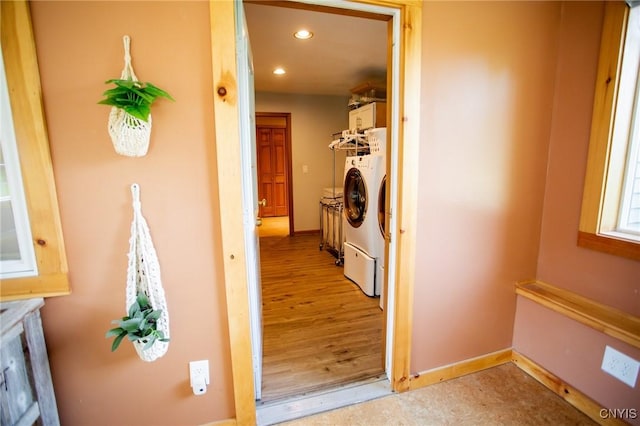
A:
[512, 351, 627, 426]
[409, 349, 512, 390]
[516, 280, 640, 349]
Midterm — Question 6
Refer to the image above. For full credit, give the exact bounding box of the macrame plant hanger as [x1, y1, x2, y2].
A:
[108, 35, 152, 157]
[126, 183, 170, 362]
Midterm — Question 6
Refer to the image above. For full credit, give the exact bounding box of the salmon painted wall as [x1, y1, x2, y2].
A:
[255, 92, 349, 231]
[30, 2, 234, 425]
[534, 1, 640, 315]
[513, 2, 640, 419]
[412, 1, 560, 372]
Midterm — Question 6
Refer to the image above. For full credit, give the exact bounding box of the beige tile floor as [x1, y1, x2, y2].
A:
[278, 363, 596, 425]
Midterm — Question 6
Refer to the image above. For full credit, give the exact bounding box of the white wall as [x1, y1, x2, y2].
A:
[255, 92, 349, 231]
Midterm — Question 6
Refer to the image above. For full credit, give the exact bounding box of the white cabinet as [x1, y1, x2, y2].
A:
[348, 102, 386, 131]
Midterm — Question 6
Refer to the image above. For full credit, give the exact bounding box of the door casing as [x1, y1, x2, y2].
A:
[210, 1, 422, 424]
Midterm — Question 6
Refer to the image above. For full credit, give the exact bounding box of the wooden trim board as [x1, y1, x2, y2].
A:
[209, 2, 257, 424]
[512, 351, 626, 426]
[200, 419, 237, 426]
[0, 0, 70, 301]
[409, 348, 626, 426]
[516, 280, 640, 349]
[408, 349, 512, 390]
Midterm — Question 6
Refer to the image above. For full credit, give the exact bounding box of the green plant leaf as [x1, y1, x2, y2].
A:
[101, 86, 131, 97]
[97, 98, 119, 107]
[139, 317, 148, 331]
[127, 86, 154, 104]
[120, 317, 142, 333]
[98, 78, 173, 118]
[146, 309, 162, 321]
[128, 301, 141, 318]
[123, 104, 151, 122]
[105, 78, 137, 88]
[105, 327, 125, 338]
[106, 291, 168, 353]
[144, 82, 175, 101]
[111, 332, 127, 352]
[143, 335, 156, 350]
[137, 292, 150, 308]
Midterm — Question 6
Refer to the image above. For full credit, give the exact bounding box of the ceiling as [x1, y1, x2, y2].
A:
[243, 2, 388, 97]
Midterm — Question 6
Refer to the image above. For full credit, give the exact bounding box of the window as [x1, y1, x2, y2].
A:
[579, 1, 640, 261]
[0, 51, 38, 279]
[0, 0, 70, 300]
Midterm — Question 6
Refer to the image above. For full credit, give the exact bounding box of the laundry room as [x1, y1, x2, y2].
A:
[244, 1, 391, 404]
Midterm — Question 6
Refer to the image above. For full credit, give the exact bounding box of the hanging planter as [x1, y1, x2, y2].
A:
[107, 291, 169, 358]
[106, 184, 170, 362]
[99, 35, 173, 157]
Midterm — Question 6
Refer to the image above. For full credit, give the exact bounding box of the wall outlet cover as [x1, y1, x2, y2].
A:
[601, 345, 639, 388]
[189, 360, 210, 385]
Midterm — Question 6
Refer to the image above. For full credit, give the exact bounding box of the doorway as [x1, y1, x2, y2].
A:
[256, 112, 293, 237]
[209, 1, 421, 423]
[247, 1, 388, 402]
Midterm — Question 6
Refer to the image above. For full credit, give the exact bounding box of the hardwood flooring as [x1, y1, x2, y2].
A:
[259, 234, 384, 402]
[259, 216, 290, 238]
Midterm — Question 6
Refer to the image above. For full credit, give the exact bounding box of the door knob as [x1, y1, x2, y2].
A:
[256, 217, 263, 227]
[258, 198, 267, 207]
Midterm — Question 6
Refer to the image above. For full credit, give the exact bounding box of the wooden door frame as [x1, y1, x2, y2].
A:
[210, 1, 421, 424]
[256, 112, 293, 235]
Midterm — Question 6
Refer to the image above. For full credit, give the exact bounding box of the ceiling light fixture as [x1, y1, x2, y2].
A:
[273, 67, 286, 75]
[293, 29, 313, 40]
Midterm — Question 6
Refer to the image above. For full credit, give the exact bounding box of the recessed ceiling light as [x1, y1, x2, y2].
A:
[273, 67, 286, 75]
[294, 29, 313, 40]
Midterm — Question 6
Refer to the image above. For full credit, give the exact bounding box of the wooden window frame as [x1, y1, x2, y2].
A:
[0, 0, 71, 300]
[578, 1, 640, 261]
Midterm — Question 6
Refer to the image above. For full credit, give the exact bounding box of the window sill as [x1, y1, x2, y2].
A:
[577, 231, 640, 261]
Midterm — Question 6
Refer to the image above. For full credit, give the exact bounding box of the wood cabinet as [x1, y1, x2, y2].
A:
[0, 298, 59, 426]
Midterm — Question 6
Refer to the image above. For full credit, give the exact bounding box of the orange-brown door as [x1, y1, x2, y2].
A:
[257, 126, 288, 217]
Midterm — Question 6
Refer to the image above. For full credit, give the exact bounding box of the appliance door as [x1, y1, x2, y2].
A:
[344, 167, 367, 228]
[378, 175, 386, 238]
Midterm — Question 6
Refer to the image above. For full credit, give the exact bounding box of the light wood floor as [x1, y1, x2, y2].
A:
[259, 216, 290, 238]
[259, 234, 384, 402]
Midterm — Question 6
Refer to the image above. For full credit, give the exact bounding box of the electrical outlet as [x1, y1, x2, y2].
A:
[601, 346, 640, 388]
[189, 360, 210, 383]
[189, 360, 210, 395]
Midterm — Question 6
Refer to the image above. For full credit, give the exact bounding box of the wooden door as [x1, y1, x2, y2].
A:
[257, 126, 288, 217]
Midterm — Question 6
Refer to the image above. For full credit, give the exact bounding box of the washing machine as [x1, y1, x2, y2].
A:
[343, 153, 386, 297]
[343, 155, 385, 257]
